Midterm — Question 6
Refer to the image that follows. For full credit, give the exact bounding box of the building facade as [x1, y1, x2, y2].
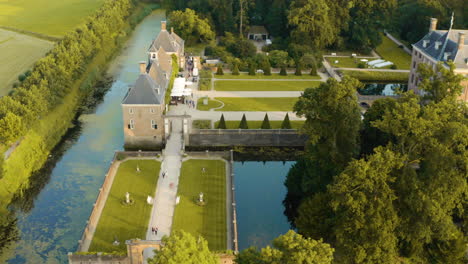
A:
[408, 18, 468, 101]
[121, 21, 184, 149]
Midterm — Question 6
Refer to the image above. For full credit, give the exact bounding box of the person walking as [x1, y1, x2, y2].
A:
[151, 227, 155, 234]
[155, 227, 158, 236]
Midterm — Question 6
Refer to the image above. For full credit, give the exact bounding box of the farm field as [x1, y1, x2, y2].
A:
[0, 0, 104, 37]
[215, 80, 321, 91]
[89, 160, 160, 253]
[172, 159, 227, 251]
[0, 29, 53, 96]
[215, 72, 321, 79]
[215, 97, 298, 112]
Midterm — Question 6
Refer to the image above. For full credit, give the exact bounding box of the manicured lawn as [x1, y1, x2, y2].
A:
[172, 159, 227, 251]
[0, 0, 104, 37]
[214, 120, 304, 129]
[325, 57, 375, 68]
[215, 97, 298, 112]
[375, 36, 412, 69]
[192, 119, 211, 129]
[215, 72, 321, 79]
[89, 160, 160, 253]
[340, 70, 409, 82]
[197, 98, 223, 111]
[0, 29, 53, 96]
[215, 80, 321, 91]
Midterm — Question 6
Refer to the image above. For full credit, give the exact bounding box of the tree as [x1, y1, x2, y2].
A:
[232, 63, 240, 75]
[288, 0, 340, 50]
[236, 230, 334, 264]
[268, 50, 289, 68]
[261, 113, 271, 129]
[262, 59, 272, 76]
[279, 65, 287, 76]
[168, 8, 215, 45]
[0, 113, 25, 144]
[417, 61, 465, 103]
[147, 230, 218, 264]
[239, 114, 248, 129]
[218, 114, 227, 129]
[216, 64, 224, 75]
[281, 113, 291, 129]
[309, 63, 317, 76]
[329, 148, 404, 263]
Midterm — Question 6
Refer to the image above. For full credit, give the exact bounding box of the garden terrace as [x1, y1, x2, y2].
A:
[214, 72, 321, 80]
[172, 159, 227, 251]
[214, 80, 321, 91]
[375, 36, 412, 69]
[88, 160, 160, 253]
[214, 120, 305, 129]
[214, 97, 298, 112]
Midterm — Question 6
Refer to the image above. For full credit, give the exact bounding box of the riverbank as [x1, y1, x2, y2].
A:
[0, 2, 159, 261]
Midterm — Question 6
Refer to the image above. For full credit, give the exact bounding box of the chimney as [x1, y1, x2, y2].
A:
[139, 61, 146, 74]
[161, 21, 167, 31]
[171, 27, 174, 34]
[429, 18, 437, 32]
[458, 32, 465, 50]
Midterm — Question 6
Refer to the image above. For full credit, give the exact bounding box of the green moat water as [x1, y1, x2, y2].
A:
[4, 11, 165, 264]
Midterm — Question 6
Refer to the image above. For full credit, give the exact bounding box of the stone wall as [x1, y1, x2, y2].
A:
[188, 129, 307, 147]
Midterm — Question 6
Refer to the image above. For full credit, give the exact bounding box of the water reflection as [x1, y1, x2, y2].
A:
[235, 161, 293, 250]
[2, 11, 166, 264]
[358, 83, 408, 96]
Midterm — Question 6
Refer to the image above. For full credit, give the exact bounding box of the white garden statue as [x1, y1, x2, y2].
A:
[199, 192, 204, 203]
[125, 192, 130, 204]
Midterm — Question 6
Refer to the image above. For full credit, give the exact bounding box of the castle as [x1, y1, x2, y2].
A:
[408, 17, 468, 101]
[121, 21, 184, 149]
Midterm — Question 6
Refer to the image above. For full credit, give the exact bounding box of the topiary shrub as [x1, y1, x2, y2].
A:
[357, 62, 366, 68]
[216, 64, 224, 75]
[217, 114, 227, 129]
[390, 64, 397, 69]
[280, 66, 287, 76]
[239, 114, 248, 129]
[248, 63, 256, 76]
[232, 63, 240, 75]
[263, 60, 271, 76]
[281, 113, 292, 129]
[261, 113, 271, 129]
[295, 62, 302, 76]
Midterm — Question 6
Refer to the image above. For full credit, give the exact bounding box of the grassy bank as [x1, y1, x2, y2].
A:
[375, 36, 412, 69]
[340, 70, 409, 82]
[0, 2, 157, 217]
[89, 160, 160, 252]
[172, 159, 227, 251]
[215, 80, 320, 91]
[214, 97, 298, 112]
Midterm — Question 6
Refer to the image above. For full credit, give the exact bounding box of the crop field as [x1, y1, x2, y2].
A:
[0, 29, 53, 96]
[0, 0, 104, 37]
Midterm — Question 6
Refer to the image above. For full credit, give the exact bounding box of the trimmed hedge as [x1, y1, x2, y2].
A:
[340, 70, 409, 82]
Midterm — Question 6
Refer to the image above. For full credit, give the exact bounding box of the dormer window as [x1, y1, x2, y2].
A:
[423, 40, 430, 48]
[152, 53, 156, 59]
[435, 41, 442, 50]
[129, 119, 135, 129]
[443, 52, 451, 61]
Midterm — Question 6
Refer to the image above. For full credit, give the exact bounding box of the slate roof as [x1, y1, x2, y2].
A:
[148, 29, 183, 53]
[414, 29, 468, 69]
[248, 25, 268, 35]
[122, 74, 163, 105]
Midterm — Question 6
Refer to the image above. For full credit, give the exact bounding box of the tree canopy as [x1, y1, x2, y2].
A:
[168, 8, 215, 45]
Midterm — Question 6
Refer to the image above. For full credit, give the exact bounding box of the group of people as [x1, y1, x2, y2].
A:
[151, 226, 159, 235]
[185, 99, 195, 108]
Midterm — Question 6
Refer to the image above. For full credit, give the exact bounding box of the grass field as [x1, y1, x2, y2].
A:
[214, 120, 304, 129]
[215, 80, 321, 91]
[214, 97, 298, 112]
[375, 36, 412, 69]
[89, 160, 160, 253]
[172, 159, 227, 251]
[0, 29, 53, 96]
[197, 98, 223, 111]
[214, 72, 321, 79]
[325, 57, 376, 68]
[0, 0, 104, 37]
[340, 70, 409, 82]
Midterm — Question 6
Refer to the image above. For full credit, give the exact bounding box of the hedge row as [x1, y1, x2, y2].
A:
[339, 70, 409, 82]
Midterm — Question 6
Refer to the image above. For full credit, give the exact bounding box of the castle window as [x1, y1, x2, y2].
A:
[152, 54, 156, 59]
[150, 108, 155, 113]
[413, 61, 416, 68]
[151, 120, 157, 129]
[129, 108, 133, 114]
[411, 74, 414, 84]
[129, 119, 135, 129]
